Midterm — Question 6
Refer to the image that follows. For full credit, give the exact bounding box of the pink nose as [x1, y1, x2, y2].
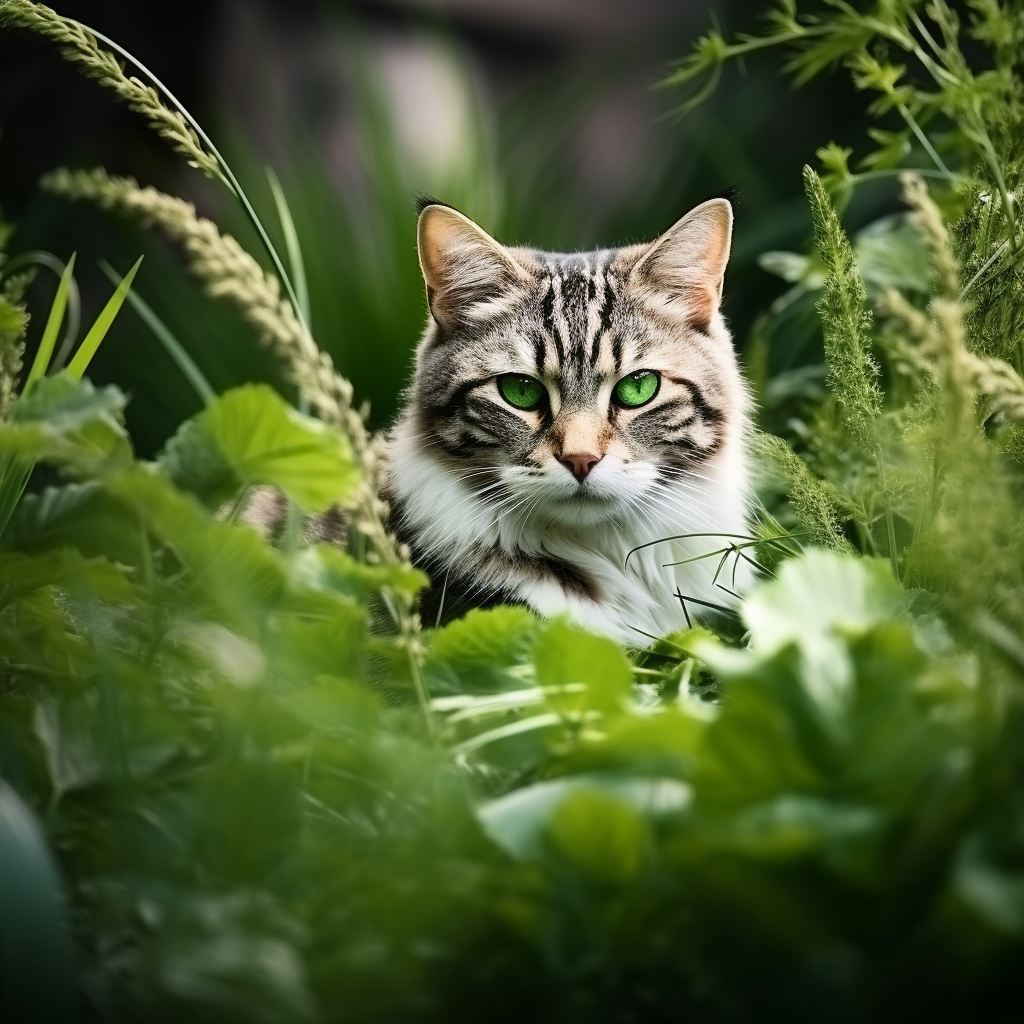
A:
[559, 452, 602, 482]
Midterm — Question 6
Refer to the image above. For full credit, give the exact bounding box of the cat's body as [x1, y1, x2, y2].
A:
[381, 199, 753, 645]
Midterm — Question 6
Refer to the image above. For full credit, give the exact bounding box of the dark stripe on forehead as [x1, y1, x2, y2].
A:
[598, 273, 615, 334]
[541, 276, 565, 363]
[532, 329, 547, 376]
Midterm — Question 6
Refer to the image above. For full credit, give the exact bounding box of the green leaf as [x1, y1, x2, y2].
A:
[854, 214, 931, 294]
[160, 384, 360, 511]
[25, 251, 75, 389]
[547, 788, 649, 886]
[99, 258, 215, 405]
[534, 618, 633, 716]
[478, 772, 690, 862]
[104, 466, 287, 624]
[66, 255, 143, 380]
[0, 782, 78, 1023]
[0, 547, 134, 609]
[426, 605, 542, 695]
[157, 414, 239, 507]
[741, 549, 905, 654]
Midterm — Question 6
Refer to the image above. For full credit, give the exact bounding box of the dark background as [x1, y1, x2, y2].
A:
[0, 0, 874, 453]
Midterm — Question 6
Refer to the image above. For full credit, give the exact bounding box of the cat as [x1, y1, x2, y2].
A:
[381, 197, 754, 645]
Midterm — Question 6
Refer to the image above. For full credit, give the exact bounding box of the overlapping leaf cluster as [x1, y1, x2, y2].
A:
[3, 1, 1024, 1021]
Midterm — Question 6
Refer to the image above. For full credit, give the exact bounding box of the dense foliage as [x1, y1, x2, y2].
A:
[2, 1, 1024, 1021]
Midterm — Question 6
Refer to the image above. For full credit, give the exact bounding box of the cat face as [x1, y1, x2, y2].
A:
[407, 201, 746, 530]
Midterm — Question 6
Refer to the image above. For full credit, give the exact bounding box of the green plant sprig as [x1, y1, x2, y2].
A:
[663, 0, 1021, 237]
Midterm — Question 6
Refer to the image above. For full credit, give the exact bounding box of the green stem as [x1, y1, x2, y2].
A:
[897, 102, 953, 179]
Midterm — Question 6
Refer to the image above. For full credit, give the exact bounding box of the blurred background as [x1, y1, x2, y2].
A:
[0, 0, 873, 454]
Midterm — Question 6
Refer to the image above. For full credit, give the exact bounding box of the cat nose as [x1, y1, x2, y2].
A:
[559, 452, 602, 482]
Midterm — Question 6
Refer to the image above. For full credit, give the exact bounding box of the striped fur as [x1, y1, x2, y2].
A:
[384, 200, 753, 645]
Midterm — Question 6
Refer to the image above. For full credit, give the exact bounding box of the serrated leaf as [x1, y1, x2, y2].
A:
[158, 414, 240, 506]
[204, 384, 359, 511]
[426, 606, 542, 695]
[0, 548, 134, 609]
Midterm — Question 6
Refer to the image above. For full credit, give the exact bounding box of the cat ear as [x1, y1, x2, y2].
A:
[632, 199, 733, 332]
[417, 204, 528, 333]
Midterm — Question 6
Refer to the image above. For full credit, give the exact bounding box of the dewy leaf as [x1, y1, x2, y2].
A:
[162, 384, 360, 512]
[535, 618, 634, 716]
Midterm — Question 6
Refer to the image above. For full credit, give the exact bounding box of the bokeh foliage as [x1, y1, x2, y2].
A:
[2, 1, 1024, 1022]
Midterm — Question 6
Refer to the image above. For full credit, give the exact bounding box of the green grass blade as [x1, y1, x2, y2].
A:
[267, 166, 311, 327]
[25, 251, 76, 390]
[67, 256, 143, 381]
[97, 258, 214, 405]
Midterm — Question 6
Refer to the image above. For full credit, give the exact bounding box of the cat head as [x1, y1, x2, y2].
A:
[405, 199, 749, 529]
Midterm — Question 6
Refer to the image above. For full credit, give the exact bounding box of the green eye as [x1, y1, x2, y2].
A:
[498, 374, 545, 411]
[613, 370, 660, 408]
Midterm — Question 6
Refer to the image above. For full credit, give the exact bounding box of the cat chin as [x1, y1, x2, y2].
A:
[531, 498, 622, 528]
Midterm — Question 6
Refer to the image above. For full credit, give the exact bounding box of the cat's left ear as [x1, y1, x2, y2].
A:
[417, 204, 530, 334]
[631, 199, 733, 331]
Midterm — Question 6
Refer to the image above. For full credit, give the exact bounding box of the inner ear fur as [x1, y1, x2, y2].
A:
[632, 198, 733, 331]
[417, 205, 528, 332]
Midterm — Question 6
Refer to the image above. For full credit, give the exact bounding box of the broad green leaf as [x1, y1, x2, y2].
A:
[66, 255, 143, 380]
[534, 618, 633, 716]
[721, 550, 906, 733]
[104, 467, 286, 624]
[0, 481, 141, 565]
[160, 384, 360, 511]
[0, 548, 134, 609]
[426, 605, 541, 695]
[479, 772, 690, 862]
[854, 214, 931, 294]
[547, 788, 649, 886]
[157, 414, 239, 506]
[741, 549, 904, 651]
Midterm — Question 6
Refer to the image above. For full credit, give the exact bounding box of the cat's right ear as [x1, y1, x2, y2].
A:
[417, 205, 528, 334]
